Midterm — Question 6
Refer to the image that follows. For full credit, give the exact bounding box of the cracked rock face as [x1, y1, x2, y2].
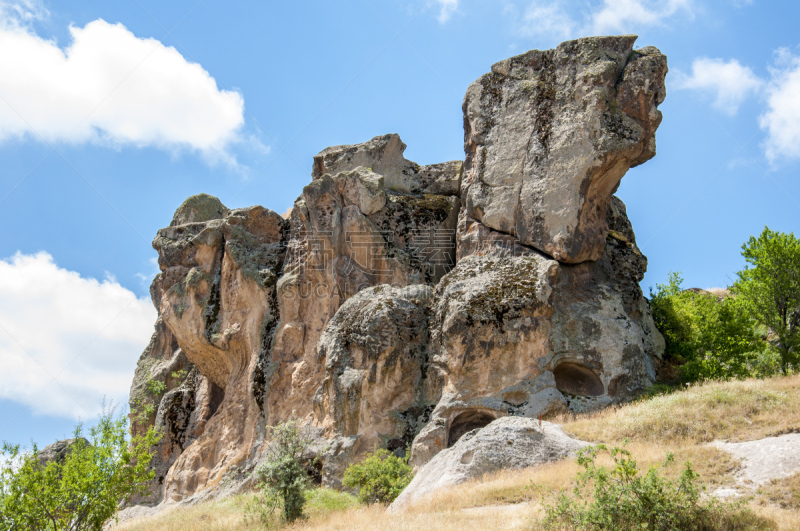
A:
[462, 35, 667, 263]
[128, 35, 667, 504]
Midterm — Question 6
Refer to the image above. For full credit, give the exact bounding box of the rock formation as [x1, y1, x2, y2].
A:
[389, 418, 588, 511]
[37, 438, 89, 467]
[129, 35, 667, 504]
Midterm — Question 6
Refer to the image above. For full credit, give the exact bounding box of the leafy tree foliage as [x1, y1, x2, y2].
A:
[733, 227, 800, 374]
[250, 420, 315, 525]
[0, 410, 159, 531]
[543, 445, 773, 531]
[650, 272, 766, 381]
[342, 448, 413, 504]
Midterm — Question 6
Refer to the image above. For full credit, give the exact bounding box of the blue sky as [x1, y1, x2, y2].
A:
[0, 0, 798, 447]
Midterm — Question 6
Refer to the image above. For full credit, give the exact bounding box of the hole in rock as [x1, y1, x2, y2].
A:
[553, 363, 604, 397]
[304, 458, 323, 486]
[447, 410, 496, 448]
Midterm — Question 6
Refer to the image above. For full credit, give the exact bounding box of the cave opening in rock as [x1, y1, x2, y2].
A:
[447, 410, 496, 448]
[304, 458, 323, 486]
[553, 363, 604, 397]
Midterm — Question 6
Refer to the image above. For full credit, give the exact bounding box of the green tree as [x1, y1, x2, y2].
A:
[0, 410, 159, 531]
[342, 448, 413, 504]
[250, 420, 314, 525]
[733, 227, 800, 374]
[650, 272, 764, 381]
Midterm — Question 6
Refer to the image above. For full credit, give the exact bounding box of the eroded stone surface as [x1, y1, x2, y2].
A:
[390, 418, 588, 511]
[127, 35, 668, 506]
[462, 36, 667, 263]
[313, 133, 462, 196]
[314, 285, 440, 470]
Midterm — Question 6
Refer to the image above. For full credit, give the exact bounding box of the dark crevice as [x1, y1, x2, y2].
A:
[252, 219, 291, 412]
[203, 237, 225, 343]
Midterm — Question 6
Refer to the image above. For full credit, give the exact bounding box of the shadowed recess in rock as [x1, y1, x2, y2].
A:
[553, 363, 605, 397]
[447, 411, 497, 448]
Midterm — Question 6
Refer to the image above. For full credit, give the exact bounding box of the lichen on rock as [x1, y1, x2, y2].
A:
[128, 34, 667, 506]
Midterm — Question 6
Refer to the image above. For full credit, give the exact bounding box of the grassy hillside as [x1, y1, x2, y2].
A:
[115, 376, 800, 531]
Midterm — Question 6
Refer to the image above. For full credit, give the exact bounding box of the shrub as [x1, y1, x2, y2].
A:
[249, 420, 315, 525]
[0, 409, 159, 531]
[542, 445, 774, 531]
[342, 449, 413, 504]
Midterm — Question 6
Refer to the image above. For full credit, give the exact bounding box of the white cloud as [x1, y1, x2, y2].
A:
[0, 252, 157, 419]
[436, 0, 458, 23]
[590, 0, 694, 35]
[514, 1, 575, 40]
[0, 3, 245, 162]
[674, 58, 763, 115]
[506, 0, 695, 41]
[760, 49, 800, 163]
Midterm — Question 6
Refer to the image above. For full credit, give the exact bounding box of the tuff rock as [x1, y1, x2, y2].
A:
[389, 417, 588, 511]
[36, 438, 90, 467]
[128, 35, 667, 506]
[461, 35, 667, 263]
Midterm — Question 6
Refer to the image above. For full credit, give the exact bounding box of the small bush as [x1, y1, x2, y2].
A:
[342, 449, 413, 504]
[542, 444, 775, 531]
[248, 420, 315, 526]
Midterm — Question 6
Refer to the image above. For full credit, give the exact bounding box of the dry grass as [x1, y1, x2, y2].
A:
[117, 376, 800, 531]
[557, 376, 800, 445]
[758, 473, 800, 511]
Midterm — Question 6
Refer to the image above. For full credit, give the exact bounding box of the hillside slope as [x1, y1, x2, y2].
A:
[116, 376, 800, 530]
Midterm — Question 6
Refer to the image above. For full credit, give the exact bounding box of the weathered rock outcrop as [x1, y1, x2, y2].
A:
[461, 35, 667, 263]
[390, 418, 588, 510]
[129, 34, 667, 504]
[37, 438, 90, 467]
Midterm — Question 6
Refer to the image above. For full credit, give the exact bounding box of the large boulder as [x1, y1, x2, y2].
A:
[390, 417, 587, 511]
[144, 196, 288, 501]
[314, 284, 440, 476]
[461, 35, 667, 263]
[410, 196, 663, 467]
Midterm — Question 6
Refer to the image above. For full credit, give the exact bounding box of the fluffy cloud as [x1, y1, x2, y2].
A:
[761, 49, 800, 163]
[674, 58, 763, 115]
[514, 1, 574, 40]
[589, 0, 694, 35]
[0, 4, 244, 160]
[0, 252, 156, 419]
[508, 0, 694, 41]
[436, 0, 458, 23]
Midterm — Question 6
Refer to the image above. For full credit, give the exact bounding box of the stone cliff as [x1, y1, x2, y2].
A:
[128, 35, 667, 504]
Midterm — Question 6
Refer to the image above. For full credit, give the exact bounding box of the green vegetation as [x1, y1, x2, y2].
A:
[146, 379, 166, 396]
[304, 488, 360, 518]
[542, 445, 774, 531]
[248, 420, 315, 526]
[650, 272, 769, 381]
[0, 410, 158, 531]
[649, 227, 799, 381]
[342, 448, 414, 504]
[733, 227, 800, 374]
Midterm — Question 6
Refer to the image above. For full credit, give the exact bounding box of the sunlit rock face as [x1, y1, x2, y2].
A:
[461, 35, 667, 264]
[129, 34, 667, 502]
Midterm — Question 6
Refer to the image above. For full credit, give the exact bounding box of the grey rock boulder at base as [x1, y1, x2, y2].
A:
[390, 417, 588, 511]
